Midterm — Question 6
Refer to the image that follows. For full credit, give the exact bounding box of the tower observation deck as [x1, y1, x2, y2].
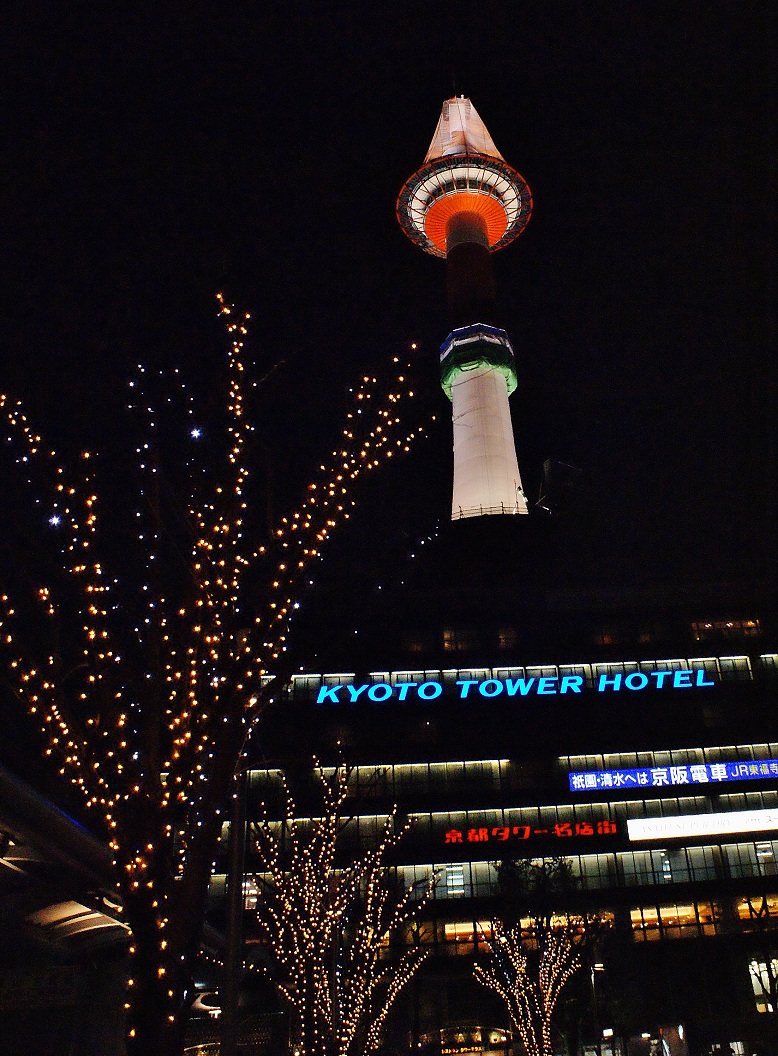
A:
[397, 97, 533, 520]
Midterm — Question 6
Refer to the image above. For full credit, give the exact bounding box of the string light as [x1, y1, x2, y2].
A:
[0, 300, 432, 1053]
[474, 917, 588, 1056]
[250, 765, 435, 1056]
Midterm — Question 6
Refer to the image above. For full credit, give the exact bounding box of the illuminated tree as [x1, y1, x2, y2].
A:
[474, 917, 584, 1056]
[251, 765, 434, 1056]
[0, 297, 431, 1056]
[478, 859, 611, 1056]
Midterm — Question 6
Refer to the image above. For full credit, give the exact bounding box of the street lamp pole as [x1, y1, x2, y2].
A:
[590, 962, 605, 1056]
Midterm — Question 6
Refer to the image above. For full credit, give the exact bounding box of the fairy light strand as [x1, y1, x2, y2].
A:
[474, 917, 587, 1056]
[0, 299, 432, 1051]
[249, 765, 434, 1056]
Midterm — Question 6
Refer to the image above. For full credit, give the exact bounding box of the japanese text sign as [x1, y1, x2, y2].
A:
[569, 759, 778, 793]
[443, 819, 618, 845]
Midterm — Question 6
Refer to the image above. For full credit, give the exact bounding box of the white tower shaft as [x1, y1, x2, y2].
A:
[440, 324, 528, 521]
[450, 364, 527, 519]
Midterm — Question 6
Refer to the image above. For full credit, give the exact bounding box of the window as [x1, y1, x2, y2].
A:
[397, 864, 434, 899]
[631, 906, 660, 941]
[757, 654, 778, 676]
[470, 861, 499, 897]
[242, 877, 259, 911]
[749, 958, 778, 1012]
[578, 854, 613, 889]
[630, 901, 719, 941]
[725, 842, 778, 880]
[442, 920, 492, 955]
[559, 664, 591, 686]
[717, 656, 753, 681]
[692, 619, 761, 641]
[686, 846, 718, 882]
[756, 841, 777, 875]
[525, 665, 560, 682]
[443, 628, 479, 652]
[734, 893, 778, 926]
[289, 674, 323, 700]
[594, 627, 620, 646]
[445, 864, 466, 898]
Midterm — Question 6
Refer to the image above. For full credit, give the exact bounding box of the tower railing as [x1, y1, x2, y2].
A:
[453, 502, 524, 520]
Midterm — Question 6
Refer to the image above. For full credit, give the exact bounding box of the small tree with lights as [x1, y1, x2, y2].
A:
[0, 297, 431, 1056]
[475, 858, 609, 1056]
[474, 915, 585, 1056]
[250, 764, 434, 1056]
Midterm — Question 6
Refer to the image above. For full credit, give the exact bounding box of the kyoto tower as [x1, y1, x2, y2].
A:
[397, 97, 533, 520]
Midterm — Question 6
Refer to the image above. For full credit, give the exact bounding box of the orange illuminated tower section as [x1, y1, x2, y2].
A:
[397, 97, 533, 520]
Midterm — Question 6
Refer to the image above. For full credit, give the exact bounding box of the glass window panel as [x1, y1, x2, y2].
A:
[735, 893, 778, 924]
[494, 666, 526, 681]
[718, 656, 753, 682]
[697, 901, 719, 935]
[749, 958, 778, 1013]
[687, 846, 718, 882]
[755, 840, 778, 875]
[579, 854, 612, 889]
[756, 654, 778, 676]
[445, 863, 466, 898]
[630, 907, 660, 941]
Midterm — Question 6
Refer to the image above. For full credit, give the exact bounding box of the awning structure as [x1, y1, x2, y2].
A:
[0, 763, 126, 957]
[0, 763, 226, 962]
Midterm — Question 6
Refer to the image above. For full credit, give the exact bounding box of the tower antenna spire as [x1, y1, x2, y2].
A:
[396, 97, 533, 521]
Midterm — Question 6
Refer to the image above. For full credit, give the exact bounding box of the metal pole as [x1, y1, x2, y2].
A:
[591, 964, 603, 1056]
[221, 769, 248, 1056]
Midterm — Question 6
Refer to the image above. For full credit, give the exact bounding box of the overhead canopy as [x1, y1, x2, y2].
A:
[424, 97, 504, 162]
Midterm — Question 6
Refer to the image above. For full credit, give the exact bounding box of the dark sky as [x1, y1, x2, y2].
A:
[2, 2, 775, 587]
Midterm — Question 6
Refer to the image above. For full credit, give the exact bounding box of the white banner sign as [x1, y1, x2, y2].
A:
[627, 808, 778, 842]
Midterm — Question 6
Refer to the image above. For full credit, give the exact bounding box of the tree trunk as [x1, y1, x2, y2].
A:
[122, 714, 249, 1056]
[124, 888, 193, 1056]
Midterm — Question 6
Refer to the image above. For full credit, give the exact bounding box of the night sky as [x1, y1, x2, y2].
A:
[2, 2, 775, 588]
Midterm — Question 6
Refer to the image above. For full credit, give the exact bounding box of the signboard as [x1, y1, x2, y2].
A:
[569, 759, 778, 793]
[627, 808, 778, 842]
[316, 667, 716, 704]
[443, 818, 618, 846]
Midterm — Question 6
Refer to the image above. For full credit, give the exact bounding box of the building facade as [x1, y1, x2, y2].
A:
[208, 587, 778, 1056]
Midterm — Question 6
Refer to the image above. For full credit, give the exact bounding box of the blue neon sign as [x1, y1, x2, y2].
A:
[315, 667, 716, 705]
[569, 759, 778, 793]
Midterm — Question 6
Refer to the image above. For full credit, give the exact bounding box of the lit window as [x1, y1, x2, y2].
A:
[692, 619, 761, 641]
[242, 877, 259, 911]
[736, 893, 778, 924]
[443, 920, 492, 953]
[446, 864, 466, 897]
[749, 958, 778, 1012]
[630, 902, 718, 940]
[631, 907, 660, 941]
